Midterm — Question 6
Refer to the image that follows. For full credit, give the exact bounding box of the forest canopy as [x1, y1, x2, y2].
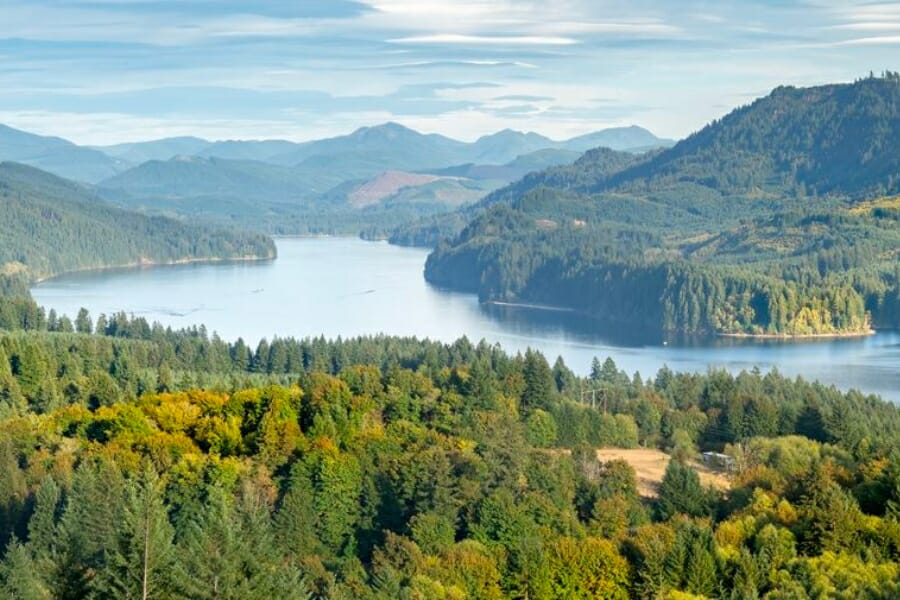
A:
[0, 297, 899, 599]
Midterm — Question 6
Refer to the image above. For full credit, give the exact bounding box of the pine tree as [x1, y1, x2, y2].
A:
[51, 462, 124, 599]
[0, 540, 51, 600]
[600, 357, 619, 383]
[91, 463, 174, 600]
[684, 536, 717, 597]
[522, 349, 553, 412]
[552, 356, 576, 393]
[590, 357, 603, 381]
[657, 460, 711, 520]
[25, 477, 60, 589]
[274, 466, 322, 559]
[10, 341, 49, 401]
[172, 487, 255, 600]
[173, 484, 308, 600]
[0, 440, 27, 551]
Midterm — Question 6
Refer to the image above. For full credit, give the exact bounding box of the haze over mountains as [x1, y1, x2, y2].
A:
[0, 124, 127, 183]
[92, 123, 668, 170]
[0, 120, 671, 232]
[0, 121, 670, 184]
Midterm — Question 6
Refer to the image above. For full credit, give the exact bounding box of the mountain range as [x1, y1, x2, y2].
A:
[90, 122, 670, 171]
[0, 121, 670, 185]
[0, 120, 671, 232]
[0, 124, 127, 183]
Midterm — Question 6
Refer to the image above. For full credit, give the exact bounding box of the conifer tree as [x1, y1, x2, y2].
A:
[657, 460, 711, 520]
[0, 540, 51, 600]
[91, 463, 174, 600]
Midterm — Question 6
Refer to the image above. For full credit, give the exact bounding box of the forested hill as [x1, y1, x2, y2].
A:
[473, 74, 900, 207]
[603, 74, 900, 198]
[424, 75, 900, 336]
[0, 162, 276, 282]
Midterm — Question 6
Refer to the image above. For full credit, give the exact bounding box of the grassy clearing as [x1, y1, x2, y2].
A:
[596, 448, 731, 498]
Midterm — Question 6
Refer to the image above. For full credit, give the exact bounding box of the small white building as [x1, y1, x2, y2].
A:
[701, 451, 735, 471]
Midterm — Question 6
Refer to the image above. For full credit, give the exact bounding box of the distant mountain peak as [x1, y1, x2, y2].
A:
[353, 122, 420, 139]
[476, 129, 550, 142]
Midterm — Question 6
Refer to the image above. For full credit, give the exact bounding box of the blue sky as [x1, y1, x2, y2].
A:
[1, 0, 898, 144]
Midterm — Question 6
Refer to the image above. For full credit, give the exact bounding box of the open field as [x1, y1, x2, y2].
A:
[596, 448, 731, 498]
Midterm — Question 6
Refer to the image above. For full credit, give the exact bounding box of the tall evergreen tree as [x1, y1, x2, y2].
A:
[91, 463, 174, 600]
[657, 460, 711, 520]
[522, 349, 554, 412]
[0, 540, 51, 600]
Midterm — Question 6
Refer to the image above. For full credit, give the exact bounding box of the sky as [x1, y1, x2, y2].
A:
[0, 0, 898, 145]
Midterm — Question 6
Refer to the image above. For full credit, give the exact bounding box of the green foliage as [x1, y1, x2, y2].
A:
[545, 536, 630, 599]
[657, 461, 713, 520]
[0, 540, 51, 600]
[525, 409, 558, 448]
[0, 319, 895, 597]
[91, 463, 175, 600]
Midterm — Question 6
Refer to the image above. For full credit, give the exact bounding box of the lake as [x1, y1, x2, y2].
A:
[32, 237, 900, 402]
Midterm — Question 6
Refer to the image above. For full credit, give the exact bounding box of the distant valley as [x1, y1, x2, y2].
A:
[0, 121, 672, 234]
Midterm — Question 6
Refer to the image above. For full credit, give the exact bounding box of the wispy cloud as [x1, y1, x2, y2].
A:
[829, 22, 900, 31]
[387, 34, 580, 45]
[0, 0, 894, 143]
[834, 35, 900, 45]
[494, 94, 555, 102]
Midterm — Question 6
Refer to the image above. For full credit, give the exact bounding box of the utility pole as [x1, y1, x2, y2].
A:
[581, 386, 600, 410]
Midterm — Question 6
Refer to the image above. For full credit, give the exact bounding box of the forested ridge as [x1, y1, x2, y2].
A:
[0, 296, 900, 598]
[0, 162, 276, 283]
[425, 75, 900, 336]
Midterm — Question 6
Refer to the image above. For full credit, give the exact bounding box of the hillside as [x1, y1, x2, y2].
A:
[268, 122, 468, 168]
[0, 124, 127, 183]
[99, 142, 584, 234]
[96, 136, 212, 164]
[197, 139, 300, 162]
[347, 171, 443, 208]
[425, 148, 581, 182]
[99, 155, 315, 202]
[425, 75, 900, 336]
[600, 76, 900, 198]
[0, 162, 275, 281]
[223, 123, 669, 167]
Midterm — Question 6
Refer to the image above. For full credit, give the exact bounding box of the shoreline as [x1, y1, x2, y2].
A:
[484, 300, 577, 313]
[718, 329, 876, 340]
[33, 254, 275, 285]
[482, 298, 877, 341]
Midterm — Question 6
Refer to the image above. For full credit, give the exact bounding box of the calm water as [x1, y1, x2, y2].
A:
[32, 237, 900, 402]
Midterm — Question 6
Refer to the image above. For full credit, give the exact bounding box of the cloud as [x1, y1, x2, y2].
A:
[834, 35, 900, 45]
[493, 94, 555, 102]
[33, 0, 374, 20]
[829, 22, 900, 32]
[367, 60, 540, 70]
[0, 0, 895, 143]
[387, 34, 580, 46]
[533, 21, 682, 37]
